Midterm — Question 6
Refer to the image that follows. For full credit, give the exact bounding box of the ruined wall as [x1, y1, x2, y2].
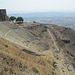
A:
[0, 9, 9, 21]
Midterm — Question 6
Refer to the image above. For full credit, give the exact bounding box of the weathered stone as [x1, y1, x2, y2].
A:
[0, 9, 8, 21]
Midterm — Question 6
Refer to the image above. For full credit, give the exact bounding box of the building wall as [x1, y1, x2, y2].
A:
[0, 9, 8, 21]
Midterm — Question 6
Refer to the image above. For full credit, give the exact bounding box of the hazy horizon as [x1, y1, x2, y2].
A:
[8, 11, 75, 17]
[0, 0, 75, 13]
[7, 11, 75, 14]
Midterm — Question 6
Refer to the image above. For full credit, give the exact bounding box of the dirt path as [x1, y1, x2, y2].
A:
[47, 29, 59, 51]
[47, 29, 72, 75]
[47, 29, 63, 75]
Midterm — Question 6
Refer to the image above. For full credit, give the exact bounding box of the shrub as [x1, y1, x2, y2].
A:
[53, 61, 56, 66]
[4, 44, 8, 48]
[32, 67, 39, 73]
[16, 17, 24, 23]
[53, 60, 56, 67]
[33, 21, 36, 23]
[70, 53, 74, 57]
[10, 16, 16, 21]
[42, 26, 47, 32]
[52, 72, 56, 75]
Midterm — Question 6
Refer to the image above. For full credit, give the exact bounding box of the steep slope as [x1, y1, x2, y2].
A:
[0, 21, 75, 75]
[24, 23, 75, 56]
[0, 38, 54, 75]
[0, 21, 48, 51]
[21, 23, 75, 75]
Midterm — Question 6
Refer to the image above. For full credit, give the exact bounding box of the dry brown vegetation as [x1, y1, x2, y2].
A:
[0, 38, 54, 75]
[0, 21, 75, 75]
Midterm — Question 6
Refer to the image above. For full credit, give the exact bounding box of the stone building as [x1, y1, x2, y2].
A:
[0, 9, 9, 21]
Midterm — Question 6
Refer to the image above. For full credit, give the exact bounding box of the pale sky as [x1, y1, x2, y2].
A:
[0, 0, 75, 13]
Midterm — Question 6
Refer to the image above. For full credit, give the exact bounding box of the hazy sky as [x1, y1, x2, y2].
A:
[0, 0, 75, 13]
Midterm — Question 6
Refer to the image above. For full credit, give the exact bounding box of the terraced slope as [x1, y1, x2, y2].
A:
[0, 38, 54, 75]
[0, 21, 48, 51]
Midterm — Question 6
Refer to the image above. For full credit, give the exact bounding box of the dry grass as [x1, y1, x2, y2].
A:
[0, 38, 54, 75]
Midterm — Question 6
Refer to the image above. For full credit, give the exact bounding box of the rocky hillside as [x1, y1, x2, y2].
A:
[0, 21, 75, 75]
[0, 38, 54, 75]
[0, 21, 75, 55]
[20, 22, 75, 75]
[22, 23, 75, 56]
[0, 22, 49, 51]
